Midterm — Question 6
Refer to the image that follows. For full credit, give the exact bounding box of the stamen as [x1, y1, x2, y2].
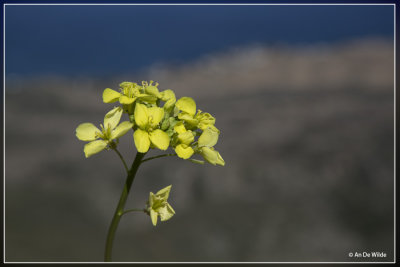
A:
[149, 115, 154, 128]
[107, 123, 112, 138]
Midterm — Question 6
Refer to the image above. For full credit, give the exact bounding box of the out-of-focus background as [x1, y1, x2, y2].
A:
[4, 4, 394, 262]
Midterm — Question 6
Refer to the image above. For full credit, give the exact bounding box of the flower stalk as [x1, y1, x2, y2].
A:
[104, 152, 146, 262]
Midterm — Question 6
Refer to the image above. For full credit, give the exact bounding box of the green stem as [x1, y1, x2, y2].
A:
[122, 208, 147, 215]
[141, 153, 177, 163]
[104, 152, 146, 262]
[112, 148, 129, 174]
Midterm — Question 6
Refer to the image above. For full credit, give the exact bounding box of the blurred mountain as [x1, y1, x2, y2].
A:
[5, 38, 394, 262]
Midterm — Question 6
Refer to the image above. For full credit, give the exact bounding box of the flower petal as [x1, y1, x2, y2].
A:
[104, 107, 123, 130]
[119, 95, 136, 104]
[173, 121, 187, 134]
[156, 185, 172, 200]
[149, 192, 155, 207]
[167, 203, 175, 215]
[134, 103, 149, 129]
[175, 144, 194, 159]
[208, 125, 220, 134]
[83, 140, 108, 158]
[136, 93, 151, 98]
[150, 209, 158, 226]
[147, 106, 164, 126]
[178, 131, 194, 145]
[102, 88, 121, 103]
[201, 147, 224, 166]
[198, 127, 219, 147]
[149, 129, 170, 150]
[164, 99, 176, 112]
[138, 95, 158, 104]
[176, 97, 196, 116]
[76, 123, 101, 141]
[159, 204, 175, 222]
[160, 89, 175, 102]
[161, 89, 176, 110]
[196, 111, 216, 130]
[178, 113, 198, 126]
[145, 85, 161, 98]
[110, 121, 134, 139]
[200, 147, 219, 165]
[216, 151, 225, 166]
[133, 129, 151, 153]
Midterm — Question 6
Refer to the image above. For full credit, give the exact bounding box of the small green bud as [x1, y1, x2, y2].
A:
[129, 114, 135, 123]
[161, 118, 170, 131]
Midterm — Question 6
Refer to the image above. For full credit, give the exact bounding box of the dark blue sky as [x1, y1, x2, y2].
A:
[5, 4, 394, 77]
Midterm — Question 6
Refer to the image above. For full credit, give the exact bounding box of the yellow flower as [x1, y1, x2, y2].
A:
[173, 121, 195, 159]
[76, 107, 133, 158]
[175, 97, 217, 130]
[197, 127, 225, 166]
[102, 82, 157, 105]
[146, 185, 175, 226]
[133, 103, 170, 153]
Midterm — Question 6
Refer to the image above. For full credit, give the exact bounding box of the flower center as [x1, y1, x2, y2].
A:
[97, 124, 112, 140]
[152, 196, 165, 210]
[147, 115, 158, 131]
[121, 83, 140, 98]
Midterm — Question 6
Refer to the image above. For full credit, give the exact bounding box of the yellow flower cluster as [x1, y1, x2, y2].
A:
[76, 81, 225, 166]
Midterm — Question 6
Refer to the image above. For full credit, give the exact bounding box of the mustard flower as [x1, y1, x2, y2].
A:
[76, 107, 133, 158]
[133, 103, 170, 153]
[146, 185, 175, 226]
[175, 97, 217, 131]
